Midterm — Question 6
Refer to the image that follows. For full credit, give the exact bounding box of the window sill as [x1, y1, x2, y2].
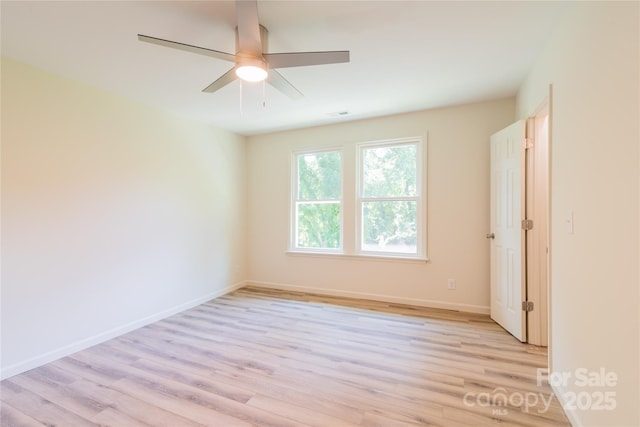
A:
[285, 250, 429, 264]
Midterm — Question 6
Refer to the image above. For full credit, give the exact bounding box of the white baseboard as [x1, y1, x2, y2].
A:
[550, 383, 580, 427]
[1, 281, 246, 380]
[247, 280, 490, 314]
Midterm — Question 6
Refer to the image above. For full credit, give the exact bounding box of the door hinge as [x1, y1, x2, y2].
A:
[521, 219, 533, 230]
[522, 301, 534, 312]
[524, 137, 534, 149]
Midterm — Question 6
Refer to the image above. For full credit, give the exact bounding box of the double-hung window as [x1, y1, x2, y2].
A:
[357, 139, 423, 257]
[290, 137, 425, 260]
[292, 149, 342, 252]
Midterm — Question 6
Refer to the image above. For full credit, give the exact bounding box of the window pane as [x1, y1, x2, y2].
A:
[298, 151, 341, 200]
[362, 201, 416, 253]
[297, 202, 341, 249]
[363, 145, 416, 197]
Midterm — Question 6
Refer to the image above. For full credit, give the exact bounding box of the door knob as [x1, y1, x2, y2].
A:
[486, 233, 495, 239]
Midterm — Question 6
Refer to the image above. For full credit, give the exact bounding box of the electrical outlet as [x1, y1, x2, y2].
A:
[447, 279, 456, 290]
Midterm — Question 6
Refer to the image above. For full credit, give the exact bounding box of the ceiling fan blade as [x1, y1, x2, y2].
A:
[235, 0, 262, 54]
[202, 67, 238, 93]
[266, 70, 303, 100]
[138, 34, 236, 62]
[264, 51, 350, 69]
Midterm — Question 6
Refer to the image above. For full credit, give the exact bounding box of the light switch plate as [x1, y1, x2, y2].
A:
[567, 210, 574, 234]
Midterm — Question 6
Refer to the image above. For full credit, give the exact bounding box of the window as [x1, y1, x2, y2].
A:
[358, 141, 421, 256]
[292, 149, 342, 251]
[290, 137, 425, 260]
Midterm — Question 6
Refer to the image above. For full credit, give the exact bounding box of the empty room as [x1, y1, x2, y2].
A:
[1, 1, 638, 426]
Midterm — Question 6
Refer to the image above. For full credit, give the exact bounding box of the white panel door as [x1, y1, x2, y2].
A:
[490, 120, 526, 342]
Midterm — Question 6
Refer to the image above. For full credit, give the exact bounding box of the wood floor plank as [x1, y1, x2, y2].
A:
[247, 394, 361, 427]
[60, 377, 208, 427]
[363, 406, 474, 427]
[0, 286, 571, 426]
[9, 371, 108, 420]
[0, 379, 96, 426]
[109, 378, 254, 427]
[0, 401, 45, 427]
[90, 407, 152, 427]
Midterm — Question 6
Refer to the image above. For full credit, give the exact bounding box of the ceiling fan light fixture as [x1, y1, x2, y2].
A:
[138, 0, 349, 98]
[236, 58, 268, 82]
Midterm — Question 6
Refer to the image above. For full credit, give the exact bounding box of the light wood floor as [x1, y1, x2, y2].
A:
[1, 286, 570, 426]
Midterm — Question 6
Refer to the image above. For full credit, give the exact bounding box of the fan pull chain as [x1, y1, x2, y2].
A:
[262, 80, 266, 108]
[239, 80, 243, 117]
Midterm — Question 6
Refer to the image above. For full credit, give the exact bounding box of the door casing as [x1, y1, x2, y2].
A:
[525, 99, 550, 347]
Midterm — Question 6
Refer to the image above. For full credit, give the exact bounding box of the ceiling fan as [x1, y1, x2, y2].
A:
[138, 0, 350, 99]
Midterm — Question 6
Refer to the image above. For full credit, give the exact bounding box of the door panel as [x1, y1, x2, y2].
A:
[490, 120, 526, 342]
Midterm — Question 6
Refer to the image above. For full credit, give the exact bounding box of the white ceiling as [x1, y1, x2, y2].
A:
[1, 1, 567, 136]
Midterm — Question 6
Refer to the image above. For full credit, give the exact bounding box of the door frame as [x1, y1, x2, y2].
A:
[525, 94, 551, 347]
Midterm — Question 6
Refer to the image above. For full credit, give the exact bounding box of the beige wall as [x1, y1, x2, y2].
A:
[247, 99, 514, 312]
[1, 58, 248, 378]
[517, 2, 639, 426]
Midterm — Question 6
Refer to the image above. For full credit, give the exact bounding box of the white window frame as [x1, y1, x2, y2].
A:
[356, 137, 426, 259]
[290, 148, 344, 253]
